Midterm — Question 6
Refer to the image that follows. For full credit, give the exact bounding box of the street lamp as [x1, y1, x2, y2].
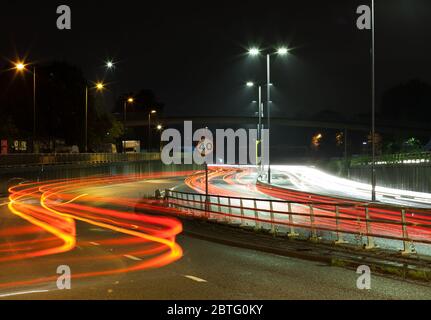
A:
[123, 97, 134, 154]
[95, 82, 105, 90]
[247, 46, 290, 183]
[14, 60, 36, 153]
[248, 48, 260, 56]
[371, 0, 377, 202]
[246, 82, 263, 169]
[85, 82, 106, 153]
[106, 60, 114, 69]
[148, 110, 157, 152]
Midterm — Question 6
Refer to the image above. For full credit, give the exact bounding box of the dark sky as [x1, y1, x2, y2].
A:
[1, 0, 431, 119]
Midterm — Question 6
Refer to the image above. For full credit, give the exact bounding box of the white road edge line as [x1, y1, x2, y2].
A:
[0, 290, 50, 298]
[123, 254, 143, 261]
[184, 275, 208, 283]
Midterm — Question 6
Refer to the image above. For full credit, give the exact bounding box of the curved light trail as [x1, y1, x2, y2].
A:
[0, 172, 193, 291]
[184, 165, 431, 245]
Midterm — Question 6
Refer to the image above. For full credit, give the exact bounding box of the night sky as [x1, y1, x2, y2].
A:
[1, 0, 431, 119]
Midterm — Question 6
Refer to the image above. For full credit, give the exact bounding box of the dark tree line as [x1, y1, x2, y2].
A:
[0, 61, 123, 152]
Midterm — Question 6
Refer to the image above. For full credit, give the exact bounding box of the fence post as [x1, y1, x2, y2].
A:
[335, 205, 347, 244]
[287, 202, 299, 238]
[401, 209, 414, 255]
[269, 201, 276, 235]
[365, 206, 376, 249]
[240, 199, 246, 226]
[215, 196, 221, 221]
[253, 199, 261, 230]
[226, 197, 232, 224]
[309, 204, 318, 242]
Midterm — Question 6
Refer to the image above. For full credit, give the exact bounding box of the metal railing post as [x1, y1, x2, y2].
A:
[227, 197, 232, 224]
[335, 205, 347, 244]
[269, 201, 276, 234]
[401, 209, 414, 255]
[309, 204, 318, 242]
[254, 199, 261, 230]
[240, 198, 246, 226]
[287, 202, 299, 238]
[365, 206, 376, 249]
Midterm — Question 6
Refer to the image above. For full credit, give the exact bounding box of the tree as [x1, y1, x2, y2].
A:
[114, 89, 164, 114]
[0, 60, 123, 152]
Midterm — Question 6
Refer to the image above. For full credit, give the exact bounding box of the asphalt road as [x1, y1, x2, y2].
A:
[1, 175, 431, 300]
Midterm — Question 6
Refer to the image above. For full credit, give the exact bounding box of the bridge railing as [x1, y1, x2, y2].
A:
[351, 152, 431, 166]
[165, 189, 431, 255]
[0, 153, 160, 167]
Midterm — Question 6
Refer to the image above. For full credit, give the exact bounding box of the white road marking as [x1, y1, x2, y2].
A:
[123, 254, 142, 261]
[0, 289, 50, 298]
[184, 275, 208, 283]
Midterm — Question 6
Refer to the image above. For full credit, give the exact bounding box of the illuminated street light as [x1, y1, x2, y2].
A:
[13, 60, 37, 152]
[248, 48, 260, 56]
[246, 82, 263, 167]
[106, 60, 114, 69]
[95, 82, 105, 91]
[246, 45, 289, 183]
[14, 62, 26, 71]
[157, 124, 163, 131]
[122, 97, 135, 154]
[85, 82, 107, 152]
[277, 47, 289, 55]
[148, 110, 158, 151]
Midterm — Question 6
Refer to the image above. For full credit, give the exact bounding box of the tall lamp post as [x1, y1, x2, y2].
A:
[248, 47, 289, 183]
[85, 82, 105, 153]
[14, 61, 36, 153]
[246, 82, 263, 168]
[123, 97, 134, 154]
[371, 0, 377, 202]
[148, 110, 157, 152]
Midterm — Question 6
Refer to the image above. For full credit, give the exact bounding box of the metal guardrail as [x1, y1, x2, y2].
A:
[0, 153, 161, 167]
[165, 189, 431, 255]
[351, 152, 431, 166]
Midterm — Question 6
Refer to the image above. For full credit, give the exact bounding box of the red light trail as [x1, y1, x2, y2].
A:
[0, 172, 193, 291]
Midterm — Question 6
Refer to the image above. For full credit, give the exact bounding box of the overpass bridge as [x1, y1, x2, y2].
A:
[115, 113, 431, 136]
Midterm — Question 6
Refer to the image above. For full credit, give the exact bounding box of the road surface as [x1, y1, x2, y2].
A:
[0, 171, 431, 299]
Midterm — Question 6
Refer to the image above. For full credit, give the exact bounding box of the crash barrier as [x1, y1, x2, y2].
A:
[351, 151, 431, 167]
[0, 153, 160, 167]
[165, 189, 431, 255]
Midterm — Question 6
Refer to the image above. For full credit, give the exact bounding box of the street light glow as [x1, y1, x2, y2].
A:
[151, 110, 157, 114]
[127, 97, 134, 103]
[248, 48, 260, 56]
[246, 82, 254, 87]
[277, 47, 289, 55]
[95, 82, 105, 90]
[14, 62, 26, 71]
[157, 124, 163, 130]
[106, 61, 114, 69]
